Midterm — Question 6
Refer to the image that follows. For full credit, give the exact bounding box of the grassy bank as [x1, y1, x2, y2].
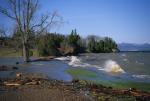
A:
[0, 65, 150, 101]
[66, 68, 150, 92]
[0, 47, 22, 57]
[0, 47, 38, 57]
[110, 81, 150, 92]
[66, 68, 98, 78]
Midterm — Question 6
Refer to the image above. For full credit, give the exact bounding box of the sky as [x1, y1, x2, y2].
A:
[0, 0, 150, 44]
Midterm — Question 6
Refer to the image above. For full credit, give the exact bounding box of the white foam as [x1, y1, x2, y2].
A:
[123, 58, 128, 62]
[132, 74, 150, 79]
[67, 56, 103, 69]
[135, 61, 144, 65]
[102, 60, 125, 73]
[68, 56, 91, 67]
[57, 56, 125, 74]
[55, 56, 70, 61]
[122, 54, 126, 57]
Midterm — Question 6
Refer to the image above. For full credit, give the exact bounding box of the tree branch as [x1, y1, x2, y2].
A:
[0, 7, 16, 20]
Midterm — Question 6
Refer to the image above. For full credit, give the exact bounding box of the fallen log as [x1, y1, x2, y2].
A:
[31, 56, 56, 62]
[25, 81, 41, 85]
[4, 82, 21, 86]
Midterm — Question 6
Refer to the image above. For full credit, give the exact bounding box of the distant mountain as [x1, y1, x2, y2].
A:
[118, 43, 150, 51]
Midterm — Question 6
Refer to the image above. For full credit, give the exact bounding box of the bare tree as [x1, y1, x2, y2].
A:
[0, 25, 6, 37]
[0, 0, 62, 62]
[0, 25, 7, 46]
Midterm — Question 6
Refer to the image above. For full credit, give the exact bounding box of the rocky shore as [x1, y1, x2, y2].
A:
[0, 65, 150, 101]
[0, 65, 18, 71]
[0, 72, 94, 101]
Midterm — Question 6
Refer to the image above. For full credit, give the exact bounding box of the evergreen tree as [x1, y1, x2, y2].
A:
[87, 36, 118, 53]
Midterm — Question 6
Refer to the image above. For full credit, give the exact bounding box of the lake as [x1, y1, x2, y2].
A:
[0, 52, 150, 91]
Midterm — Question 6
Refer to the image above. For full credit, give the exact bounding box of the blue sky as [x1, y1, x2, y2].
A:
[0, 0, 150, 44]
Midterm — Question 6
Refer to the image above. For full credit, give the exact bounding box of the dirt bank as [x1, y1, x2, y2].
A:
[0, 67, 150, 101]
[0, 73, 94, 101]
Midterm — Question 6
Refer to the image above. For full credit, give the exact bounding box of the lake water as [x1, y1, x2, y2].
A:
[0, 52, 150, 91]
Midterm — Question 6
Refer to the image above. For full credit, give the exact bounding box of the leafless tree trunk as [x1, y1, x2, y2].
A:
[0, 25, 7, 37]
[0, 25, 7, 46]
[0, 0, 62, 62]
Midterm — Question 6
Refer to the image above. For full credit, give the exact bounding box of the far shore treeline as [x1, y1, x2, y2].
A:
[0, 0, 119, 62]
[0, 29, 119, 56]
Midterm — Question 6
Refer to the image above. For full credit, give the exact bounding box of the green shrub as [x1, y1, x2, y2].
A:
[29, 50, 33, 56]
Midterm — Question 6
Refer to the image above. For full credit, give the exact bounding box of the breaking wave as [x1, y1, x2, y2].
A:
[135, 61, 144, 65]
[67, 56, 125, 74]
[99, 60, 125, 73]
[55, 56, 70, 61]
[68, 56, 93, 68]
[121, 54, 126, 57]
[132, 74, 150, 79]
[123, 58, 128, 62]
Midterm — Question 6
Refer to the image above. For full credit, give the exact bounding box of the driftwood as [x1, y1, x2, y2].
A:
[2, 74, 150, 100]
[4, 82, 21, 86]
[4, 79, 41, 86]
[32, 56, 56, 62]
[25, 81, 41, 85]
[16, 73, 22, 78]
[3, 73, 42, 86]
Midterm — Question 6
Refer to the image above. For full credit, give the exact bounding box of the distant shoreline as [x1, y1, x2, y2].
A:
[119, 51, 150, 53]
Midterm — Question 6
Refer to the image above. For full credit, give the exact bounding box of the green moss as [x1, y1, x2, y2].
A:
[93, 80, 150, 92]
[66, 68, 98, 78]
[111, 81, 150, 92]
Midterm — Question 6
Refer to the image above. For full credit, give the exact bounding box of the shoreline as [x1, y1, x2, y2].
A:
[1, 54, 150, 101]
[0, 73, 93, 101]
[0, 67, 150, 101]
[0, 74, 150, 101]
